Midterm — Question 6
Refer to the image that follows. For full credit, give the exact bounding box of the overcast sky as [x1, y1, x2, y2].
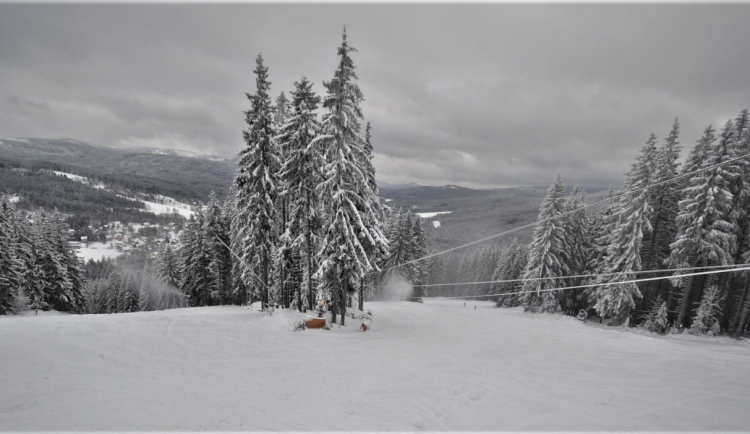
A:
[1, 4, 749, 189]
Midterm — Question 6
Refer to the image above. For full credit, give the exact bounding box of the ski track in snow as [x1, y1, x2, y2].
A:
[1, 299, 749, 431]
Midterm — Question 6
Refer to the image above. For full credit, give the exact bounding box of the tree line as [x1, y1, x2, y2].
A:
[509, 113, 750, 337]
[0, 202, 85, 314]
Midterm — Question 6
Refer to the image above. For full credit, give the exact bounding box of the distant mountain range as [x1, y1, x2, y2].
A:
[0, 138, 236, 202]
[1, 137, 607, 250]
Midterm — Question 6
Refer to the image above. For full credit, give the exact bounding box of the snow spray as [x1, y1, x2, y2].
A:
[377, 274, 414, 301]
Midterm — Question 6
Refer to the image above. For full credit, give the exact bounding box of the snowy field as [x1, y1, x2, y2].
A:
[2, 299, 749, 431]
[75, 241, 124, 262]
[416, 211, 452, 218]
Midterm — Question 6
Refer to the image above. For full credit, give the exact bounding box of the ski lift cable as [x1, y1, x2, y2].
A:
[371, 151, 750, 277]
[404, 262, 750, 288]
[402, 266, 750, 300]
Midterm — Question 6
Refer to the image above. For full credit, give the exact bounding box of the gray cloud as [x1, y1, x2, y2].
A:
[1, 4, 749, 189]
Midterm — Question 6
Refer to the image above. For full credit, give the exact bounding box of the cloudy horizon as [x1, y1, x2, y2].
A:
[2, 4, 750, 189]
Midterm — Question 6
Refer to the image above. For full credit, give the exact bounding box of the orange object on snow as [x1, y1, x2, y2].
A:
[360, 323, 369, 332]
[305, 317, 327, 329]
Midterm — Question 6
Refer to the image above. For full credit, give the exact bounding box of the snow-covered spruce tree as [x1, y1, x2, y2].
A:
[594, 133, 658, 325]
[277, 77, 327, 311]
[668, 124, 738, 328]
[642, 298, 669, 334]
[363, 122, 378, 194]
[411, 215, 429, 300]
[491, 240, 528, 307]
[155, 244, 181, 289]
[561, 185, 591, 314]
[232, 54, 282, 310]
[520, 174, 570, 312]
[587, 186, 618, 279]
[377, 210, 418, 297]
[640, 119, 682, 307]
[0, 199, 24, 314]
[52, 214, 86, 313]
[730, 109, 750, 336]
[225, 184, 249, 305]
[203, 191, 232, 304]
[689, 285, 722, 336]
[35, 211, 76, 312]
[273, 91, 291, 128]
[181, 210, 212, 306]
[316, 28, 388, 324]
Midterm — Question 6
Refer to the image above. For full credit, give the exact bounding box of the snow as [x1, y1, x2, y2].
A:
[52, 170, 87, 182]
[140, 198, 194, 218]
[433, 220, 441, 228]
[117, 194, 194, 218]
[75, 242, 125, 261]
[416, 211, 452, 218]
[7, 194, 20, 203]
[1, 299, 749, 431]
[384, 198, 393, 202]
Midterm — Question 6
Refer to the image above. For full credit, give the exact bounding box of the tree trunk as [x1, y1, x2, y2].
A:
[358, 277, 364, 312]
[262, 253, 269, 311]
[306, 193, 314, 312]
[330, 268, 338, 324]
[341, 271, 347, 326]
[730, 276, 750, 334]
[675, 256, 699, 328]
[733, 278, 750, 338]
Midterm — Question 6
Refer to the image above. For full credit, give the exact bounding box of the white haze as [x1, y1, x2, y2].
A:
[375, 273, 414, 301]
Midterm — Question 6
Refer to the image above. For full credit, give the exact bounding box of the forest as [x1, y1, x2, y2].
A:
[2, 29, 749, 341]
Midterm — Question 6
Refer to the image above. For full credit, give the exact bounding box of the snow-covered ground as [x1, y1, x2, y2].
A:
[433, 220, 441, 228]
[1, 299, 749, 431]
[416, 211, 452, 218]
[75, 241, 124, 262]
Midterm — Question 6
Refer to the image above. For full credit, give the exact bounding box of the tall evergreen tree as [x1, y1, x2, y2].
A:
[316, 28, 388, 324]
[0, 200, 24, 314]
[233, 54, 281, 310]
[155, 244, 180, 288]
[593, 133, 658, 324]
[519, 174, 569, 312]
[640, 119, 681, 306]
[668, 125, 738, 328]
[278, 77, 327, 311]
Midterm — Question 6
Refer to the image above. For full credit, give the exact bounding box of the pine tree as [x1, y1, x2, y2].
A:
[520, 174, 569, 312]
[561, 186, 591, 314]
[640, 119, 682, 307]
[411, 216, 429, 300]
[363, 122, 377, 193]
[668, 125, 738, 328]
[689, 285, 722, 336]
[316, 28, 388, 324]
[0, 199, 24, 315]
[730, 109, 750, 336]
[278, 77, 326, 311]
[642, 299, 669, 334]
[232, 54, 281, 310]
[594, 133, 658, 324]
[155, 244, 180, 288]
[204, 191, 232, 304]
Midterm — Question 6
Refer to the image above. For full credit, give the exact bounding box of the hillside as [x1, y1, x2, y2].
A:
[380, 184, 547, 251]
[380, 183, 610, 251]
[0, 138, 236, 203]
[2, 299, 749, 431]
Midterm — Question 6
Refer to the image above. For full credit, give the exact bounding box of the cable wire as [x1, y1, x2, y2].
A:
[402, 262, 750, 288]
[403, 266, 750, 300]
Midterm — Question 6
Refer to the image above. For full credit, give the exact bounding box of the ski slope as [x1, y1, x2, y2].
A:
[1, 299, 749, 431]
